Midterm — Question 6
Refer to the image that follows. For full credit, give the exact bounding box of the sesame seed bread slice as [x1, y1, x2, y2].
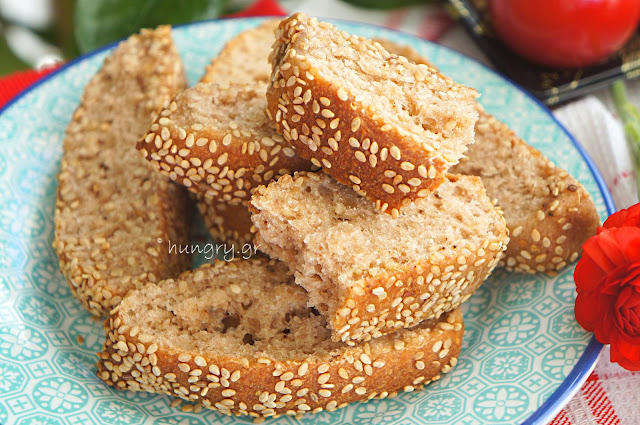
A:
[54, 26, 191, 317]
[378, 39, 600, 273]
[200, 19, 280, 85]
[98, 258, 463, 420]
[250, 172, 508, 344]
[193, 19, 307, 245]
[266, 13, 479, 217]
[452, 110, 600, 273]
[137, 80, 312, 244]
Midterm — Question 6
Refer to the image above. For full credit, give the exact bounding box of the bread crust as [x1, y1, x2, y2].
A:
[453, 111, 600, 273]
[250, 172, 508, 344]
[53, 26, 191, 317]
[266, 13, 478, 217]
[188, 21, 312, 245]
[195, 193, 254, 246]
[97, 260, 464, 420]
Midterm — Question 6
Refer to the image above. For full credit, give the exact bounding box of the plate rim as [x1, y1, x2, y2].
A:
[0, 15, 616, 425]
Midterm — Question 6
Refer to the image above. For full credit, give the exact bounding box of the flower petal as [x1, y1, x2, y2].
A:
[574, 254, 607, 292]
[603, 204, 640, 229]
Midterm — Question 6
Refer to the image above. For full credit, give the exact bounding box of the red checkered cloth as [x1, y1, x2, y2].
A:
[2, 1, 638, 423]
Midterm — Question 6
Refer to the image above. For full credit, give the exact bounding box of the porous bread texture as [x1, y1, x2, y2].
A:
[137, 80, 312, 204]
[97, 258, 464, 420]
[54, 26, 191, 317]
[452, 110, 600, 273]
[201, 19, 280, 85]
[266, 13, 479, 216]
[379, 39, 600, 273]
[250, 172, 508, 344]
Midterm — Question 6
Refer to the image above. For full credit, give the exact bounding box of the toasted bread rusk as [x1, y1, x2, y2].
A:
[380, 40, 600, 273]
[54, 26, 191, 317]
[452, 111, 600, 273]
[250, 172, 507, 344]
[266, 13, 479, 216]
[97, 258, 463, 420]
[196, 20, 307, 245]
[200, 19, 280, 85]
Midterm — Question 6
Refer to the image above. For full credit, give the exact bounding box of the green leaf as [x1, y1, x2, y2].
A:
[74, 0, 227, 53]
[340, 0, 435, 10]
[611, 80, 640, 199]
[0, 33, 30, 75]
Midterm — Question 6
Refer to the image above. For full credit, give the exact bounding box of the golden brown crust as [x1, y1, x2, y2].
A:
[142, 22, 312, 244]
[97, 272, 463, 420]
[53, 26, 191, 317]
[250, 172, 509, 344]
[266, 14, 478, 217]
[453, 111, 600, 274]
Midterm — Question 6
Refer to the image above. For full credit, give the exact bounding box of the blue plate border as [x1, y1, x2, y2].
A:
[0, 15, 616, 425]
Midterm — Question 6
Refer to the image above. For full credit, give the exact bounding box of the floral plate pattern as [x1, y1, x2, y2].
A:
[0, 17, 614, 425]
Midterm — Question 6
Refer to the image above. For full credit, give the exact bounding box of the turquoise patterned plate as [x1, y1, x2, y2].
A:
[0, 17, 614, 425]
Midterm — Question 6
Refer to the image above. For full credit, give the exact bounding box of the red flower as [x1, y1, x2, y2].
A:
[574, 204, 640, 371]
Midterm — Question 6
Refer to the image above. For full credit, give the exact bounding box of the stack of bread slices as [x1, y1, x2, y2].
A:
[55, 12, 600, 422]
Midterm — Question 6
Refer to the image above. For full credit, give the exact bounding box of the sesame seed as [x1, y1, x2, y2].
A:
[355, 387, 367, 395]
[320, 97, 331, 106]
[382, 184, 394, 194]
[532, 229, 541, 242]
[222, 389, 236, 397]
[322, 109, 335, 118]
[337, 88, 348, 101]
[537, 210, 545, 221]
[318, 364, 330, 373]
[319, 389, 332, 398]
[355, 151, 367, 162]
[408, 178, 422, 186]
[390, 146, 401, 160]
[298, 363, 309, 376]
[178, 363, 190, 373]
[318, 373, 331, 384]
[512, 226, 523, 237]
[351, 118, 361, 132]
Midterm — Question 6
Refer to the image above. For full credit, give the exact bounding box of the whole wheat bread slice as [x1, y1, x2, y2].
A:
[250, 172, 508, 344]
[97, 258, 463, 420]
[201, 19, 280, 86]
[138, 23, 312, 245]
[266, 13, 479, 216]
[54, 26, 191, 317]
[380, 39, 600, 273]
[194, 19, 308, 245]
[452, 110, 600, 273]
